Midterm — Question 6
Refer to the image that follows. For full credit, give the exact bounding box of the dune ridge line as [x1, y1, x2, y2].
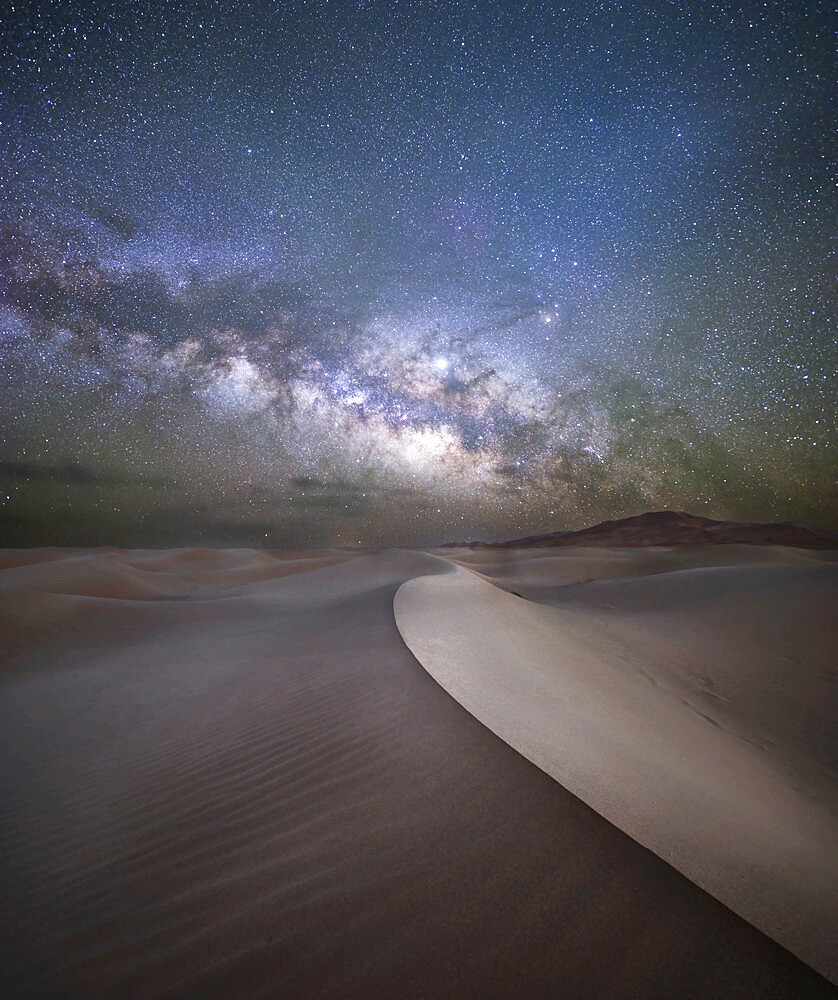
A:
[393, 555, 838, 983]
[2, 544, 836, 997]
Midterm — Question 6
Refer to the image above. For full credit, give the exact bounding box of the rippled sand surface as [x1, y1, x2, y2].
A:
[1, 545, 835, 998]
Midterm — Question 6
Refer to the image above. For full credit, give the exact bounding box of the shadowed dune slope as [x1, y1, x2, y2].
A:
[0, 547, 835, 998]
[395, 548, 838, 983]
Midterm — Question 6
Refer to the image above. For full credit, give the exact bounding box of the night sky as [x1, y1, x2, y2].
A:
[1, 1, 835, 547]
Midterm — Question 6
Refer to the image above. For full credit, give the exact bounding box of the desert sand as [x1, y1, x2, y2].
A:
[1, 532, 836, 997]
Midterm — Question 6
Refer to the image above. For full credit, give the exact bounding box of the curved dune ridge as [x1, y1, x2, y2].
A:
[394, 545, 838, 983]
[1, 544, 836, 998]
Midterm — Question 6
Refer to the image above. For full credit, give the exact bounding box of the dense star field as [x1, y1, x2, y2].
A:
[1, 1, 835, 546]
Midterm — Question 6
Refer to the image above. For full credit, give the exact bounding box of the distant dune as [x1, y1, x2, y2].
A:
[441, 510, 838, 549]
[1, 524, 837, 998]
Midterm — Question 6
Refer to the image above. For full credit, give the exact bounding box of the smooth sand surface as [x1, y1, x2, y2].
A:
[396, 545, 838, 983]
[1, 545, 835, 998]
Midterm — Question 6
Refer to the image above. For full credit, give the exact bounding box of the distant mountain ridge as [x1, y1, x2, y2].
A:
[442, 511, 838, 549]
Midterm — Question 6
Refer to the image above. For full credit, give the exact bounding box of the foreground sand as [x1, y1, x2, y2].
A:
[397, 544, 838, 982]
[0, 545, 835, 998]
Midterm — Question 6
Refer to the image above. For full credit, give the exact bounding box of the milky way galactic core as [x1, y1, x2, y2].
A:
[1, 2, 835, 546]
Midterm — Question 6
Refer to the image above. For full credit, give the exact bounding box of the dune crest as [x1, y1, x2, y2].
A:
[2, 544, 836, 997]
[394, 552, 838, 982]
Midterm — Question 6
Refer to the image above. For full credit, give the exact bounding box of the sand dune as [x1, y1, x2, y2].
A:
[1, 543, 836, 997]
[395, 547, 838, 982]
[442, 509, 838, 549]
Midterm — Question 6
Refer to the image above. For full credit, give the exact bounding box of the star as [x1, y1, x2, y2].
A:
[0, 0, 832, 547]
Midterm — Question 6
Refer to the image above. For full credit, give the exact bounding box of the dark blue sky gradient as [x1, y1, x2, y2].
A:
[1, 1, 834, 545]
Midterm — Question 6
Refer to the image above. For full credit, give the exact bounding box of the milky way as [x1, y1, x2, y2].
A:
[1, 2, 835, 546]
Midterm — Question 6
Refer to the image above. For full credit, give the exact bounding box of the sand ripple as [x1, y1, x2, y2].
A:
[1, 546, 834, 997]
[395, 553, 838, 982]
